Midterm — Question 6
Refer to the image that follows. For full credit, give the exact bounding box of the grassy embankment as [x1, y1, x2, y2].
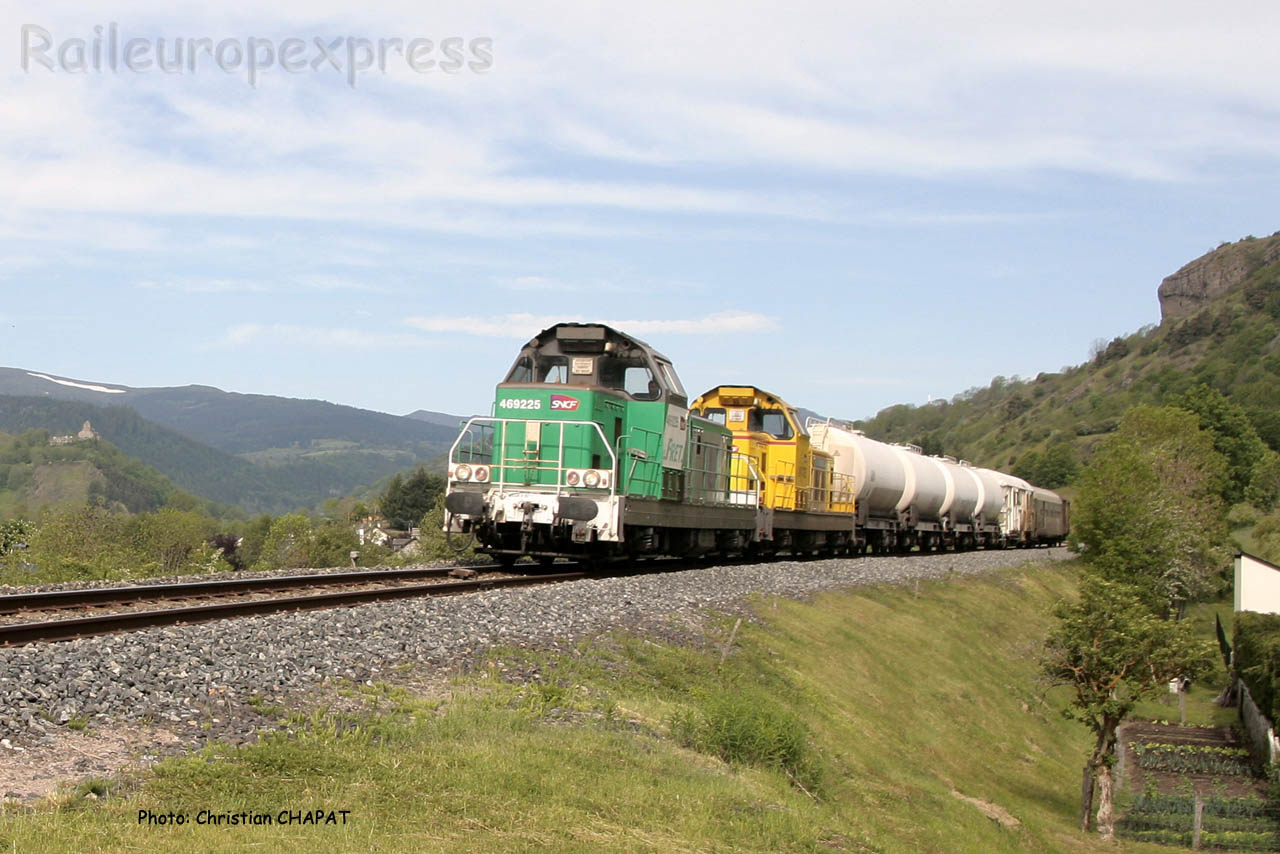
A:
[2, 560, 1199, 852]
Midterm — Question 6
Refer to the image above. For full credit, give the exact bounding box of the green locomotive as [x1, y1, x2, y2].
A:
[443, 323, 764, 563]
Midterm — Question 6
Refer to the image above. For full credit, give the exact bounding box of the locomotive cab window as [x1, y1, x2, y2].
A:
[749, 409, 793, 439]
[505, 355, 570, 384]
[701, 407, 727, 426]
[600, 354, 660, 399]
[655, 359, 685, 397]
[625, 366, 659, 399]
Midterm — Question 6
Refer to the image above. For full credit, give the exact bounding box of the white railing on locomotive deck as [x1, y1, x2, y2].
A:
[450, 417, 762, 507]
[448, 417, 620, 498]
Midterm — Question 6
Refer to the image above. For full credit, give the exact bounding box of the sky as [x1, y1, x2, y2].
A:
[2, 1, 1278, 421]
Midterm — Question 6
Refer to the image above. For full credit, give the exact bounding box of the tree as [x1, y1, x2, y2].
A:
[1168, 384, 1268, 504]
[1255, 511, 1280, 565]
[26, 505, 130, 580]
[254, 513, 314, 571]
[236, 514, 275, 569]
[1013, 443, 1078, 489]
[1041, 576, 1214, 839]
[916, 433, 944, 457]
[379, 468, 445, 529]
[1247, 451, 1280, 510]
[124, 508, 216, 576]
[1069, 406, 1229, 611]
[309, 523, 359, 568]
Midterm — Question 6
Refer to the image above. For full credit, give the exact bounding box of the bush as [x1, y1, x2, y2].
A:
[0, 518, 34, 554]
[668, 685, 820, 791]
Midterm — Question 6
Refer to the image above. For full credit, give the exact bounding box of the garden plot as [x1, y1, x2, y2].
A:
[1117, 721, 1279, 850]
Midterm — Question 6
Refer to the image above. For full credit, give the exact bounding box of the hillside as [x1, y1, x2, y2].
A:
[0, 371, 460, 504]
[0, 397, 422, 515]
[850, 232, 1280, 479]
[0, 561, 1188, 852]
[0, 429, 214, 518]
[0, 370, 467, 514]
[0, 369, 458, 452]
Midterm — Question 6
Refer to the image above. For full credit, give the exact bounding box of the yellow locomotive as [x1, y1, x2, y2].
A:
[692, 386, 857, 554]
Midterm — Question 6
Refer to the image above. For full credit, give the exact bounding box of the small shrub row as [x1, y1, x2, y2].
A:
[1133, 742, 1255, 777]
[1129, 792, 1271, 819]
[1119, 827, 1280, 850]
[1120, 812, 1280, 834]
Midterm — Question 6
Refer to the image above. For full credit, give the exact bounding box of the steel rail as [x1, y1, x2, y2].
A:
[0, 565, 510, 615]
[0, 571, 587, 647]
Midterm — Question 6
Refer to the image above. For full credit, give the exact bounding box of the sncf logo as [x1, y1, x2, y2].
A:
[550, 394, 580, 411]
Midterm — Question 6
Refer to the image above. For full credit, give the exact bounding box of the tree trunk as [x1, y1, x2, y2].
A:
[1080, 765, 1095, 832]
[1087, 715, 1120, 839]
[1095, 763, 1115, 841]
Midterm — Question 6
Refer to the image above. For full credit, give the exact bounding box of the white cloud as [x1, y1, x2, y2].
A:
[137, 274, 384, 294]
[138, 278, 270, 294]
[210, 323, 438, 351]
[4, 0, 1277, 240]
[403, 311, 777, 339]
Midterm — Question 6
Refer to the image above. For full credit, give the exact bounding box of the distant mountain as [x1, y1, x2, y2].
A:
[0, 369, 458, 454]
[405, 409, 469, 431]
[849, 232, 1280, 476]
[0, 370, 463, 513]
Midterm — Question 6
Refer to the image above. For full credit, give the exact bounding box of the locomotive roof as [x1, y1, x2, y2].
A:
[695, 384, 795, 409]
[526, 323, 673, 363]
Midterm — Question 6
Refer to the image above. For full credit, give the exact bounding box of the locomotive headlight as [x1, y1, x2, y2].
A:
[454, 464, 472, 482]
[566, 470, 581, 486]
[473, 466, 490, 483]
[583, 470, 601, 488]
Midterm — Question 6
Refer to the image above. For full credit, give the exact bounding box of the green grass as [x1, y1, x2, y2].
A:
[0, 560, 1179, 852]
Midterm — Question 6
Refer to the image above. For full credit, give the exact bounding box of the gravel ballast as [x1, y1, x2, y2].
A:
[0, 548, 1070, 748]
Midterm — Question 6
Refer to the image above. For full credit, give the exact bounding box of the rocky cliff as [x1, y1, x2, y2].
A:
[1159, 233, 1280, 322]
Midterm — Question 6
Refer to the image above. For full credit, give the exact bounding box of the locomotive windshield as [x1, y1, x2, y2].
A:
[749, 409, 794, 439]
[599, 356, 658, 399]
[505, 355, 570, 384]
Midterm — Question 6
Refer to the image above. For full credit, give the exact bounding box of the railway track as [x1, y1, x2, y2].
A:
[0, 565, 587, 647]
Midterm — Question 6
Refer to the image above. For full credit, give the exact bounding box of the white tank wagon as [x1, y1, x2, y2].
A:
[964, 464, 1006, 527]
[807, 421, 906, 518]
[890, 443, 948, 525]
[808, 420, 1006, 551]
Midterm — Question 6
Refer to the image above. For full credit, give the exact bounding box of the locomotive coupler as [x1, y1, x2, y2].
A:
[518, 501, 540, 553]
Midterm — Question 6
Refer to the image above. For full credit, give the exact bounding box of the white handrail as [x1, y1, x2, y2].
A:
[448, 416, 619, 498]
